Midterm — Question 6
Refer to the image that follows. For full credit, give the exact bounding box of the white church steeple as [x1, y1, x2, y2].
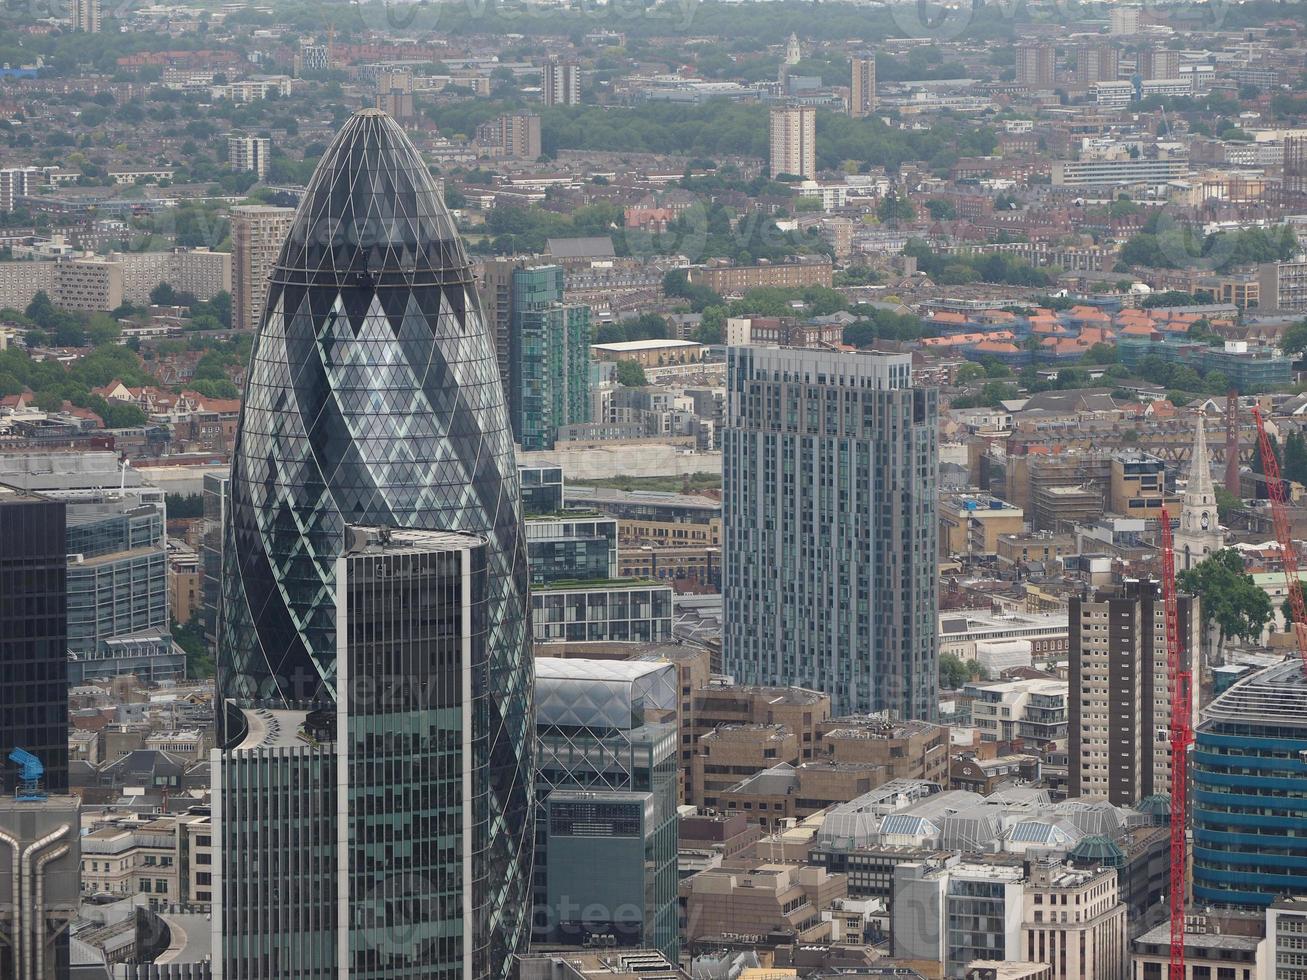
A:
[1176, 413, 1224, 570]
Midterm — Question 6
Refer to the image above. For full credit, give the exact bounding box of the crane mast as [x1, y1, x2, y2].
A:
[1252, 404, 1307, 665]
[1159, 506, 1192, 980]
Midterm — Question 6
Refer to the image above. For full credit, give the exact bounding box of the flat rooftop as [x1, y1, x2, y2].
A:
[591, 339, 703, 351]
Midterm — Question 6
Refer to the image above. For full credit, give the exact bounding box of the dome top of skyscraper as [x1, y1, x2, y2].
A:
[276, 108, 460, 287]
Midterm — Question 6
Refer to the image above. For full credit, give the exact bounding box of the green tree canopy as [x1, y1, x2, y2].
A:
[1178, 548, 1272, 659]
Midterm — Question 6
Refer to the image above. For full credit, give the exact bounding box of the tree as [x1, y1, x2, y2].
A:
[85, 313, 121, 346]
[1282, 319, 1307, 357]
[25, 291, 57, 329]
[939, 653, 969, 689]
[102, 402, 147, 428]
[1178, 548, 1272, 662]
[149, 282, 177, 308]
[166, 493, 205, 518]
[615, 360, 646, 387]
[1285, 430, 1307, 486]
[925, 199, 956, 220]
[877, 192, 915, 227]
[1215, 486, 1242, 524]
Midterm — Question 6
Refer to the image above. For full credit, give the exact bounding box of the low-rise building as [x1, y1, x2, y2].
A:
[683, 863, 846, 948]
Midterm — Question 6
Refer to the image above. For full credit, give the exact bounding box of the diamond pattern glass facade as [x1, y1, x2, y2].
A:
[216, 109, 531, 979]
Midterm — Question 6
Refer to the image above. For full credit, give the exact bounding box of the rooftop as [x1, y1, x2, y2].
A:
[1202, 659, 1307, 729]
[590, 338, 704, 351]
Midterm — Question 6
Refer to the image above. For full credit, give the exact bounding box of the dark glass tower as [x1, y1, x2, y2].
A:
[0, 486, 68, 795]
[216, 109, 532, 979]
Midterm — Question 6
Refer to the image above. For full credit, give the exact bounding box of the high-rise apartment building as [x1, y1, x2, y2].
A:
[542, 60, 581, 106]
[533, 658, 679, 961]
[230, 204, 294, 332]
[1069, 578, 1198, 806]
[478, 113, 542, 160]
[298, 39, 330, 74]
[1016, 42, 1055, 88]
[723, 348, 938, 718]
[0, 486, 68, 795]
[0, 167, 39, 212]
[70, 0, 100, 32]
[215, 109, 533, 979]
[477, 257, 524, 396]
[1109, 6, 1139, 34]
[769, 105, 817, 180]
[1075, 43, 1120, 85]
[1192, 661, 1307, 908]
[509, 264, 591, 451]
[850, 54, 876, 117]
[227, 134, 272, 180]
[1138, 46, 1180, 80]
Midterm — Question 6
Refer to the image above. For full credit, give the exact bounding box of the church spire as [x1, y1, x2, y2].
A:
[1176, 412, 1224, 569]
[1186, 414, 1216, 503]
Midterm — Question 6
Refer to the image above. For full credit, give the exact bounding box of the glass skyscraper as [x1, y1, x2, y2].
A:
[532, 657, 679, 961]
[0, 486, 68, 795]
[1192, 660, 1307, 908]
[215, 109, 532, 979]
[508, 265, 591, 451]
[722, 347, 939, 719]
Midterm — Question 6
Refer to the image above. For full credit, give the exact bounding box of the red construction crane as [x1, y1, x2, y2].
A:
[1158, 506, 1192, 980]
[1252, 403, 1307, 666]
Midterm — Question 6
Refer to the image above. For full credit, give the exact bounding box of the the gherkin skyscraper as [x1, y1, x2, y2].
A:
[214, 109, 532, 980]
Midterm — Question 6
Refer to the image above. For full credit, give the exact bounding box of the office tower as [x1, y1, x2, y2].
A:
[70, 0, 100, 31]
[230, 204, 294, 333]
[518, 464, 564, 515]
[769, 105, 816, 180]
[1075, 43, 1120, 86]
[0, 486, 68, 795]
[219, 528, 492, 978]
[0, 167, 39, 212]
[850, 54, 876, 117]
[215, 109, 532, 979]
[1192, 661, 1307, 908]
[723, 348, 939, 718]
[1016, 42, 1055, 88]
[1138, 46, 1180, 80]
[63, 487, 176, 684]
[1174, 416, 1223, 571]
[227, 134, 272, 180]
[1068, 578, 1198, 806]
[509, 264, 591, 451]
[533, 658, 679, 961]
[542, 60, 580, 106]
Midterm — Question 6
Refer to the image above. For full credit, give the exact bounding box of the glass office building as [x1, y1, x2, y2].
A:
[216, 109, 532, 980]
[62, 490, 168, 656]
[533, 658, 679, 961]
[525, 513, 619, 586]
[0, 486, 68, 795]
[1192, 660, 1307, 908]
[723, 347, 939, 718]
[508, 265, 591, 451]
